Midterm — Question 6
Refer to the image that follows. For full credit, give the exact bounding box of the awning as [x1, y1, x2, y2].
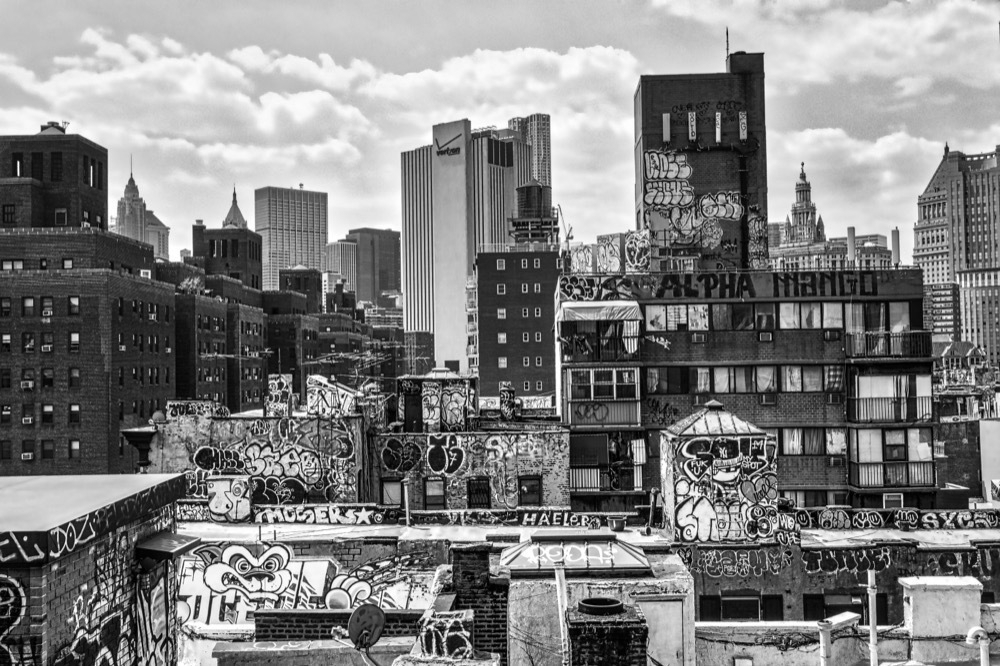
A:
[556, 300, 641, 323]
[135, 531, 201, 563]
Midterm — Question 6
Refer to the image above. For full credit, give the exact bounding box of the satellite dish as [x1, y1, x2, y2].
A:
[348, 604, 385, 650]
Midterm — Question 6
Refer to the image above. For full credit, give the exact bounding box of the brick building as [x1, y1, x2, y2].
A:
[0, 474, 192, 665]
[190, 193, 263, 291]
[0, 122, 108, 231]
[633, 52, 768, 269]
[173, 293, 230, 404]
[266, 314, 320, 399]
[279, 265, 323, 313]
[0, 230, 175, 475]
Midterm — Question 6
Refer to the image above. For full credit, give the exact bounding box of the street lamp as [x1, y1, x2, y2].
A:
[121, 409, 167, 473]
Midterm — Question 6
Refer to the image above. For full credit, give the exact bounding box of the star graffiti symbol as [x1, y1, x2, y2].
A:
[353, 507, 374, 525]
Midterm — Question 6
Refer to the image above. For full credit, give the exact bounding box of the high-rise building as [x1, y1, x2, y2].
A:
[325, 239, 358, 293]
[633, 52, 769, 270]
[255, 186, 328, 291]
[401, 118, 534, 371]
[915, 144, 999, 351]
[113, 170, 170, 260]
[508, 113, 552, 187]
[344, 227, 401, 303]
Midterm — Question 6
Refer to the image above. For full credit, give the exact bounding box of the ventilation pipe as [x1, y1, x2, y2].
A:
[891, 227, 901, 266]
[847, 227, 857, 266]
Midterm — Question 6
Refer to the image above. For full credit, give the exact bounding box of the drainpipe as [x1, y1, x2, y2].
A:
[402, 479, 411, 527]
[867, 569, 878, 666]
[817, 620, 833, 666]
[967, 626, 990, 666]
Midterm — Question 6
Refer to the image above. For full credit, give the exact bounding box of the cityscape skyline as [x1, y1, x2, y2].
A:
[0, 0, 995, 264]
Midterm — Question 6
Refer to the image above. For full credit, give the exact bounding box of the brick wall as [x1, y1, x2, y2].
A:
[254, 608, 424, 641]
[451, 544, 509, 666]
[779, 456, 847, 489]
[567, 605, 648, 666]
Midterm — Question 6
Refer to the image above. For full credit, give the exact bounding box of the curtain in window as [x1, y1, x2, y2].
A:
[623, 319, 639, 353]
[889, 302, 910, 332]
[693, 367, 711, 393]
[803, 428, 825, 455]
[756, 366, 776, 393]
[756, 303, 776, 330]
[783, 366, 803, 392]
[845, 303, 865, 333]
[646, 368, 660, 394]
[825, 365, 844, 392]
[780, 303, 800, 329]
[803, 366, 824, 392]
[712, 304, 732, 330]
[714, 367, 732, 393]
[667, 305, 688, 331]
[802, 303, 822, 329]
[826, 428, 847, 455]
[733, 304, 754, 330]
[735, 367, 754, 393]
[854, 429, 883, 462]
[689, 304, 710, 330]
[916, 375, 932, 397]
[645, 305, 666, 331]
[823, 302, 844, 329]
[907, 428, 932, 461]
[783, 428, 803, 454]
[866, 302, 886, 332]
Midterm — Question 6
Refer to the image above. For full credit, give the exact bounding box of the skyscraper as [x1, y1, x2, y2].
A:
[255, 186, 328, 291]
[508, 113, 552, 187]
[633, 52, 768, 269]
[345, 227, 401, 303]
[324, 239, 358, 293]
[113, 170, 170, 260]
[401, 118, 534, 371]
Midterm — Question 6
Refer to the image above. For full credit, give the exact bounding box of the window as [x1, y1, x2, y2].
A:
[467, 478, 491, 509]
[68, 332, 80, 353]
[521, 283, 529, 294]
[535, 356, 542, 367]
[66, 367, 81, 388]
[534, 283, 541, 293]
[522, 332, 530, 343]
[755, 303, 776, 330]
[535, 332, 542, 342]
[523, 381, 531, 391]
[0, 370, 8, 388]
[497, 259, 505, 270]
[498, 357, 507, 369]
[883, 493, 904, 509]
[533, 258, 540, 269]
[22, 297, 34, 317]
[50, 152, 62, 181]
[0, 441, 9, 460]
[0, 298, 9, 317]
[425, 478, 446, 510]
[497, 332, 507, 344]
[21, 333, 35, 353]
[69, 439, 80, 459]
[521, 258, 528, 269]
[536, 381, 543, 391]
[522, 308, 529, 318]
[781, 428, 825, 455]
[1, 335, 9, 353]
[40, 332, 53, 351]
[1, 204, 13, 225]
[534, 307, 541, 317]
[62, 258, 73, 269]
[497, 308, 506, 319]
[522, 356, 530, 367]
[381, 479, 402, 505]
[518, 476, 542, 506]
[0, 406, 9, 424]
[54, 209, 67, 226]
[571, 368, 637, 400]
[68, 404, 80, 423]
[41, 440, 54, 460]
[497, 284, 506, 295]
[21, 441, 34, 456]
[41, 369, 53, 388]
[68, 296, 80, 315]
[41, 405, 53, 424]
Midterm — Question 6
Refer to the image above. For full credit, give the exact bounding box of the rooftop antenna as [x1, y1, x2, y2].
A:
[726, 27, 730, 58]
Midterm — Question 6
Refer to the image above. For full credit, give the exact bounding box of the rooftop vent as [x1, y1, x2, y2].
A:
[578, 598, 624, 616]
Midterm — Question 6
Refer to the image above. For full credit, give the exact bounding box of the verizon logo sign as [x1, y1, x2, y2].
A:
[435, 133, 462, 157]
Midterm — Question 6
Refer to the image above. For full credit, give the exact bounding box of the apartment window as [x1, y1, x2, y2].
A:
[21, 440, 34, 456]
[68, 404, 80, 423]
[518, 476, 542, 506]
[781, 428, 826, 455]
[700, 595, 784, 622]
[68, 440, 80, 459]
[41, 369, 53, 388]
[533, 258, 540, 269]
[68, 296, 80, 315]
[1, 204, 13, 225]
[68, 332, 80, 353]
[41, 405, 53, 424]
[21, 333, 35, 353]
[0, 370, 9, 388]
[68, 368, 80, 388]
[425, 478, 446, 510]
[1, 261, 24, 271]
[0, 298, 9, 317]
[521, 258, 528, 269]
[21, 405, 33, 424]
[467, 478, 491, 509]
[40, 296, 53, 316]
[41, 440, 54, 460]
[54, 209, 67, 226]
[22, 297, 34, 317]
[571, 368, 637, 400]
[497, 259, 506, 270]
[382, 479, 403, 506]
[535, 356, 542, 367]
[1, 335, 10, 352]
[522, 308, 529, 317]
[522, 332, 530, 343]
[0, 441, 9, 460]
[534, 307, 541, 317]
[41, 332, 53, 351]
[523, 381, 531, 391]
[61, 258, 73, 269]
[498, 357, 507, 369]
[497, 284, 506, 295]
[535, 332, 542, 342]
[497, 332, 507, 344]
[534, 283, 541, 293]
[521, 283, 528, 294]
[38, 259, 47, 270]
[0, 406, 9, 424]
[522, 356, 530, 367]
[50, 152, 62, 181]
[536, 381, 543, 391]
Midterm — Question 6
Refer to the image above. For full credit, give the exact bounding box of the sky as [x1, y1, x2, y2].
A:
[0, 0, 996, 263]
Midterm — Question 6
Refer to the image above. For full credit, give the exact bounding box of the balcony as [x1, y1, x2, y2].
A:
[570, 464, 640, 492]
[847, 396, 933, 423]
[560, 335, 639, 363]
[848, 461, 936, 489]
[566, 400, 641, 427]
[845, 331, 932, 360]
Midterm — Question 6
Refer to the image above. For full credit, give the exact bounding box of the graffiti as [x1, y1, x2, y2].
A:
[646, 335, 671, 351]
[422, 381, 441, 433]
[381, 437, 422, 473]
[499, 382, 516, 421]
[679, 547, 793, 578]
[596, 235, 622, 274]
[792, 507, 1000, 532]
[427, 434, 466, 475]
[193, 447, 246, 473]
[520, 395, 554, 411]
[802, 547, 892, 575]
[921, 510, 1000, 530]
[925, 548, 1000, 578]
[520, 511, 601, 529]
[265, 375, 293, 417]
[571, 245, 593, 273]
[440, 382, 467, 431]
[624, 229, 650, 273]
[176, 501, 210, 522]
[165, 400, 229, 419]
[254, 505, 396, 525]
[0, 575, 27, 666]
[206, 476, 252, 523]
[747, 212, 769, 270]
[644, 397, 680, 428]
[572, 402, 608, 423]
[699, 192, 744, 220]
[532, 543, 613, 567]
[673, 431, 797, 544]
[305, 375, 359, 418]
[135, 568, 170, 666]
[178, 545, 435, 629]
[420, 611, 474, 659]
[0, 532, 46, 565]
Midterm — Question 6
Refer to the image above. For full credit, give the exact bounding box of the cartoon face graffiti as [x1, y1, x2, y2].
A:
[203, 545, 293, 603]
[206, 476, 252, 523]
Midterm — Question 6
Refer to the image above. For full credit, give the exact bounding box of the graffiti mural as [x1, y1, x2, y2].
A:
[422, 381, 442, 434]
[165, 400, 230, 419]
[206, 476, 252, 523]
[673, 432, 797, 544]
[792, 507, 1000, 532]
[802, 547, 893, 575]
[440, 382, 468, 432]
[570, 245, 594, 273]
[254, 505, 398, 525]
[376, 430, 570, 510]
[305, 375, 359, 418]
[265, 375, 294, 417]
[679, 547, 793, 578]
[624, 229, 651, 273]
[419, 611, 474, 659]
[596, 235, 623, 274]
[177, 544, 435, 631]
[0, 575, 28, 666]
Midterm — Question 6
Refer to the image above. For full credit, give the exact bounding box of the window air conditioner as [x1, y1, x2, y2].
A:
[20, 452, 33, 461]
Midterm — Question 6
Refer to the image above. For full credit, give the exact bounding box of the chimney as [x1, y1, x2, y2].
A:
[891, 227, 901, 266]
[847, 226, 856, 266]
[568, 600, 648, 666]
[195, 219, 204, 226]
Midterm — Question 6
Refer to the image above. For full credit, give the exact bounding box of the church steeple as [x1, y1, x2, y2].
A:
[222, 187, 247, 228]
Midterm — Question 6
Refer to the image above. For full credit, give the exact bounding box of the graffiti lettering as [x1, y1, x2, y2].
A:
[420, 610, 474, 659]
[679, 547, 793, 578]
[254, 505, 391, 525]
[802, 547, 892, 575]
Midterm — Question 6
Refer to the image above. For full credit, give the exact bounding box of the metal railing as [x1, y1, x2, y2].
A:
[569, 464, 638, 492]
[560, 336, 639, 363]
[847, 396, 933, 423]
[849, 461, 936, 488]
[845, 331, 932, 359]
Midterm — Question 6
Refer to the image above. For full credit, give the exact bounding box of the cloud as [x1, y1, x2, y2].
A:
[227, 47, 376, 92]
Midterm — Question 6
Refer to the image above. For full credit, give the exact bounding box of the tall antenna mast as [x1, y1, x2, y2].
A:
[726, 27, 730, 58]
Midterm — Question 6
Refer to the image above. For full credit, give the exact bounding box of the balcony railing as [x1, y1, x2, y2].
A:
[570, 464, 640, 492]
[847, 396, 933, 423]
[845, 331, 932, 359]
[849, 461, 936, 488]
[560, 336, 639, 363]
